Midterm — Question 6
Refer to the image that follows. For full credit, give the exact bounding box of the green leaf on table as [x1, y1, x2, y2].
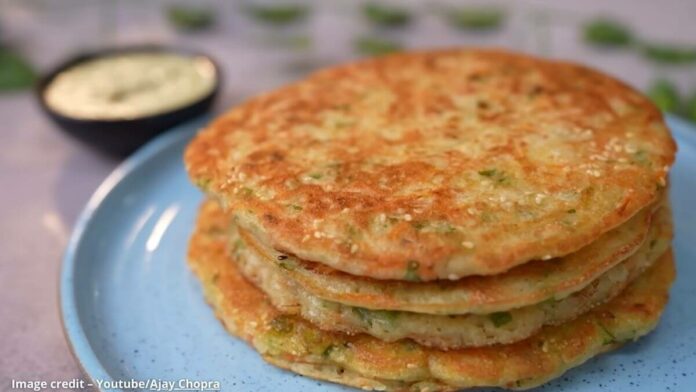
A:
[362, 3, 412, 28]
[0, 48, 37, 92]
[167, 5, 215, 31]
[583, 19, 633, 47]
[247, 4, 309, 26]
[646, 79, 680, 113]
[641, 43, 696, 65]
[684, 93, 696, 123]
[445, 7, 505, 31]
[354, 36, 402, 56]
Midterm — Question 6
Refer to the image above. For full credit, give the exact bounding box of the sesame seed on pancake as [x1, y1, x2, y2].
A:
[188, 201, 675, 391]
[185, 48, 676, 281]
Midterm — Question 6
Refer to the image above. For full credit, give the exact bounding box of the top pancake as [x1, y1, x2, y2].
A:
[185, 48, 675, 281]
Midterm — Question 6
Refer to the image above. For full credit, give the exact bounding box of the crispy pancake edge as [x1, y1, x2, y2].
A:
[230, 211, 670, 348]
[237, 201, 668, 314]
[188, 202, 675, 391]
[185, 48, 676, 281]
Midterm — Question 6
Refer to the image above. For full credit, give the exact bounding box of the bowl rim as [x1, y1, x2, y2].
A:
[36, 44, 222, 125]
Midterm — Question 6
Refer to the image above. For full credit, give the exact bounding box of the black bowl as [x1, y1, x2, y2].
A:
[36, 45, 220, 157]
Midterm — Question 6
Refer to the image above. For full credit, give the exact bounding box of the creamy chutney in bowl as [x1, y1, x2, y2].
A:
[44, 52, 216, 120]
[37, 47, 220, 156]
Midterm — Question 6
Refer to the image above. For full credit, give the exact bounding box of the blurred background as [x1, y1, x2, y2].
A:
[1, 0, 695, 387]
[3, 0, 696, 114]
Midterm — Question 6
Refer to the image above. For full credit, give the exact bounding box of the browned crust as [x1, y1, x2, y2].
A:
[188, 202, 675, 391]
[185, 48, 676, 281]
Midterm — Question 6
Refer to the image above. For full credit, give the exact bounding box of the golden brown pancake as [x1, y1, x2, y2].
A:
[185, 49, 676, 281]
[188, 201, 675, 391]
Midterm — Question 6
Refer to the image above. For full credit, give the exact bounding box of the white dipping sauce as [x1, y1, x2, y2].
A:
[44, 52, 216, 120]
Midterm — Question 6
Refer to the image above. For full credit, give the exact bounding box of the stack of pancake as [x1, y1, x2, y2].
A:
[184, 49, 677, 391]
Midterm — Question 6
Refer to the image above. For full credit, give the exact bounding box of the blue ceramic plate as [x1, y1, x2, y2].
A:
[61, 116, 696, 391]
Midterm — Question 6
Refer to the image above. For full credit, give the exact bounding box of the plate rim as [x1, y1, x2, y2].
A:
[59, 117, 206, 386]
[59, 114, 695, 387]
